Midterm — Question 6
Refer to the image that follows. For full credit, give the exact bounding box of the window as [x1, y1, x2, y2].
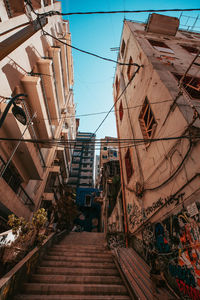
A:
[85, 195, 91, 206]
[173, 73, 200, 100]
[127, 57, 135, 81]
[181, 45, 199, 55]
[148, 39, 174, 54]
[125, 149, 133, 182]
[115, 76, 120, 100]
[181, 33, 194, 39]
[121, 39, 126, 58]
[139, 98, 157, 140]
[119, 101, 123, 121]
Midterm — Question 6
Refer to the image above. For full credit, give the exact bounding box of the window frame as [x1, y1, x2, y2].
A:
[121, 39, 126, 58]
[119, 101, 124, 121]
[139, 97, 157, 141]
[172, 73, 200, 100]
[125, 148, 133, 182]
[127, 56, 135, 81]
[148, 39, 174, 54]
[115, 75, 120, 100]
[180, 44, 200, 56]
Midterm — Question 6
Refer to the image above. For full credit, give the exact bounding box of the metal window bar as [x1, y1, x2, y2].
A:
[3, 0, 12, 18]
[0, 157, 35, 210]
[22, 101, 46, 168]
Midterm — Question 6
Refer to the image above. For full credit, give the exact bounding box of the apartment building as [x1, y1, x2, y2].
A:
[0, 0, 76, 231]
[114, 14, 200, 297]
[99, 136, 118, 170]
[68, 132, 95, 189]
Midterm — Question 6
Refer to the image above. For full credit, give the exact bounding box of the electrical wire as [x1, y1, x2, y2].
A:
[41, 28, 141, 67]
[25, 0, 140, 67]
[25, 4, 200, 17]
[1, 98, 173, 120]
[92, 65, 142, 136]
[0, 135, 198, 146]
[145, 140, 193, 191]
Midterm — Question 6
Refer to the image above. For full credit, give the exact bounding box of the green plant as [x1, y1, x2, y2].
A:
[1, 209, 48, 273]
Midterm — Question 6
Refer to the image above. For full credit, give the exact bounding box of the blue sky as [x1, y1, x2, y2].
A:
[61, 0, 200, 141]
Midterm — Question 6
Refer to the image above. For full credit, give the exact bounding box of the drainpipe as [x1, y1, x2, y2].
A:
[114, 99, 128, 247]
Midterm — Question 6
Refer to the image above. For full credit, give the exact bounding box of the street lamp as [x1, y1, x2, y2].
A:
[0, 94, 27, 128]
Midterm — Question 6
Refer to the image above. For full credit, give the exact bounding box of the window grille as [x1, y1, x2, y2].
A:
[173, 73, 200, 100]
[139, 97, 157, 140]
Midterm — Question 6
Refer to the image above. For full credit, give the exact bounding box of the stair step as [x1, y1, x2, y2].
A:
[50, 247, 110, 254]
[47, 251, 112, 258]
[31, 274, 122, 284]
[40, 260, 115, 269]
[52, 245, 106, 251]
[23, 283, 128, 295]
[14, 295, 131, 300]
[36, 267, 119, 276]
[43, 255, 113, 263]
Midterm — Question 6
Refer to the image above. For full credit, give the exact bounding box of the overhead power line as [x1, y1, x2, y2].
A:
[27, 5, 200, 16]
[0, 135, 197, 145]
[92, 65, 142, 136]
[42, 29, 140, 67]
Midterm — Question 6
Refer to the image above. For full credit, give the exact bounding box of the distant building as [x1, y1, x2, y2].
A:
[68, 132, 95, 189]
[0, 0, 76, 231]
[114, 13, 200, 297]
[94, 155, 100, 187]
[99, 136, 118, 170]
[75, 187, 101, 232]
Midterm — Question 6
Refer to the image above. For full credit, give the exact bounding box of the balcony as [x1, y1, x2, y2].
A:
[1, 105, 43, 180]
[0, 157, 35, 213]
[65, 32, 74, 87]
[56, 147, 69, 179]
[3, 0, 25, 18]
[55, 41, 70, 97]
[48, 47, 65, 108]
[21, 75, 52, 141]
[37, 59, 60, 126]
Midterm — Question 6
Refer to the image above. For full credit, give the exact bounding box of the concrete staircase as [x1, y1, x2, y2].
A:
[14, 232, 131, 299]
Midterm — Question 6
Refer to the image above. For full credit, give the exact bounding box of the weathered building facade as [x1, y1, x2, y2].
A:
[0, 0, 76, 230]
[114, 14, 200, 298]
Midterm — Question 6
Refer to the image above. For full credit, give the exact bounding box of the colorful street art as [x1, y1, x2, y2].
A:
[131, 199, 200, 299]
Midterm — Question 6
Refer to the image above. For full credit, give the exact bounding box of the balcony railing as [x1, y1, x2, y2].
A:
[0, 157, 35, 211]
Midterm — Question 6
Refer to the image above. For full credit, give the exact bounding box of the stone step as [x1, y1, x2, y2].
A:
[36, 267, 119, 276]
[52, 245, 106, 250]
[50, 247, 109, 254]
[14, 295, 130, 300]
[31, 274, 122, 285]
[40, 260, 115, 269]
[47, 251, 112, 259]
[23, 283, 128, 295]
[43, 255, 113, 263]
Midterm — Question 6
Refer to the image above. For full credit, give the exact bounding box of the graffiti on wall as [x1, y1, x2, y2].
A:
[127, 192, 185, 231]
[134, 199, 200, 299]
